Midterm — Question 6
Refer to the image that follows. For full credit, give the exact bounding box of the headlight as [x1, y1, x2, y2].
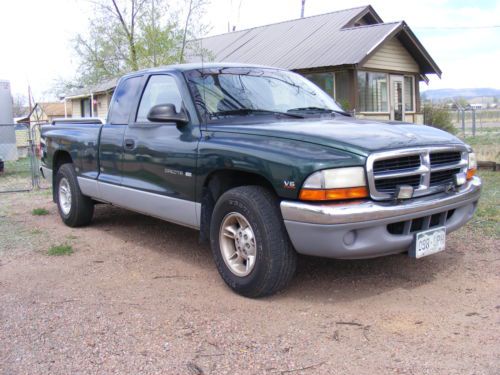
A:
[300, 167, 368, 201]
[467, 152, 477, 180]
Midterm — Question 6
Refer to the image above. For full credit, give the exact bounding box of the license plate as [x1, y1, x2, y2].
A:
[411, 226, 446, 259]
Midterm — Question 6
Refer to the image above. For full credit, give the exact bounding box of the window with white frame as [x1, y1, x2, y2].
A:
[357, 71, 388, 112]
[404, 76, 415, 112]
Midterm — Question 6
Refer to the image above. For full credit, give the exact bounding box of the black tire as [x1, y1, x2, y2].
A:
[210, 186, 297, 298]
[55, 163, 94, 227]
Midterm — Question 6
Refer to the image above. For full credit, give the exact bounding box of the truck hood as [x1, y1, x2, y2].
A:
[206, 117, 465, 157]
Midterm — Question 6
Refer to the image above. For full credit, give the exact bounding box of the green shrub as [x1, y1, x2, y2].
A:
[338, 99, 351, 112]
[423, 105, 456, 134]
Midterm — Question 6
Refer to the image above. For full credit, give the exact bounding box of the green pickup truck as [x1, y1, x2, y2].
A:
[41, 63, 481, 297]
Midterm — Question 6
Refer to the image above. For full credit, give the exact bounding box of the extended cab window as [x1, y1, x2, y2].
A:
[136, 75, 183, 122]
[109, 76, 142, 124]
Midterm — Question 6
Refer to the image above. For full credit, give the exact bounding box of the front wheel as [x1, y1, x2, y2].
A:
[210, 186, 297, 298]
[56, 163, 94, 227]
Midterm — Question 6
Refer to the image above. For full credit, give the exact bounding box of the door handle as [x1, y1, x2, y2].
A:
[124, 139, 135, 149]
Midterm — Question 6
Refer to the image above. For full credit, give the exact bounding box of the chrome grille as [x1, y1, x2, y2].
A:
[375, 174, 421, 192]
[430, 151, 462, 166]
[430, 168, 461, 186]
[366, 146, 469, 201]
[373, 155, 420, 173]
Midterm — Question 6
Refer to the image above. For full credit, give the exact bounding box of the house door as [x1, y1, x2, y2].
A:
[389, 75, 404, 121]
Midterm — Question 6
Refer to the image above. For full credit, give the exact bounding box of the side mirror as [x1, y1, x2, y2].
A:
[147, 104, 189, 125]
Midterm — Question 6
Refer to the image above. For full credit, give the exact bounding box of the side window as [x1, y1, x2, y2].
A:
[108, 76, 142, 124]
[136, 75, 183, 122]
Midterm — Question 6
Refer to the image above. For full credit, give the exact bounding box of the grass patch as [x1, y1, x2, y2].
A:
[470, 171, 499, 238]
[48, 244, 74, 256]
[2, 158, 32, 178]
[458, 132, 500, 163]
[461, 132, 500, 147]
[32, 208, 49, 216]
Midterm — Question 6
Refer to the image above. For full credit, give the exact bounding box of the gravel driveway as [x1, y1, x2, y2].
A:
[1, 191, 499, 375]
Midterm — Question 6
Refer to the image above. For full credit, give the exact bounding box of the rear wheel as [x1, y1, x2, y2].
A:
[210, 186, 297, 298]
[55, 163, 94, 227]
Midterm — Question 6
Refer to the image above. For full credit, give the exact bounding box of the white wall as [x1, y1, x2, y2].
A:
[0, 80, 18, 161]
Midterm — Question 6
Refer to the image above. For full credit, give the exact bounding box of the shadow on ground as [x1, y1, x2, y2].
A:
[89, 203, 461, 303]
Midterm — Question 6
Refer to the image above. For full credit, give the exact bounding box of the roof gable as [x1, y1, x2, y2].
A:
[342, 5, 383, 28]
[362, 34, 420, 73]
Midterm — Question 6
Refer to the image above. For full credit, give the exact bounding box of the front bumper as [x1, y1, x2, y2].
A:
[281, 176, 481, 259]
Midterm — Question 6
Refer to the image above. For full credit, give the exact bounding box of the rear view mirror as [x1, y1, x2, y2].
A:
[147, 104, 189, 125]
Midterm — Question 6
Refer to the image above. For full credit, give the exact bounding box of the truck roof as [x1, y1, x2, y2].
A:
[121, 62, 285, 78]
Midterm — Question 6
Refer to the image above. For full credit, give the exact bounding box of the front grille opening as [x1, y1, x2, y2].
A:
[375, 175, 421, 192]
[430, 151, 461, 166]
[386, 209, 456, 236]
[430, 213, 441, 227]
[373, 155, 420, 173]
[410, 217, 424, 232]
[430, 168, 461, 186]
[387, 221, 406, 235]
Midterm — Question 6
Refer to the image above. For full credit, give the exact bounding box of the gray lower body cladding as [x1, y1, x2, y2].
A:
[77, 177, 200, 229]
[281, 177, 481, 259]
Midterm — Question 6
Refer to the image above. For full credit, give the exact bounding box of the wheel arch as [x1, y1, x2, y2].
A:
[199, 169, 279, 244]
[52, 150, 73, 202]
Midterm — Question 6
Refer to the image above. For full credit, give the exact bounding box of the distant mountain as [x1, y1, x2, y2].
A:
[421, 88, 500, 100]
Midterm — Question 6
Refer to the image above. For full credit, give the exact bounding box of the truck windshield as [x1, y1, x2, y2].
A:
[185, 67, 346, 121]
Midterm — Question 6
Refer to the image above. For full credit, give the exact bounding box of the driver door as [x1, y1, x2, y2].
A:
[121, 74, 199, 203]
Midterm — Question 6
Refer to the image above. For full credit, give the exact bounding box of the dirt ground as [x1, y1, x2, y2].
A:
[0, 190, 499, 375]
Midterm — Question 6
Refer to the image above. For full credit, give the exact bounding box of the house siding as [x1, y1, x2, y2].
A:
[95, 93, 110, 119]
[362, 37, 420, 73]
[71, 100, 81, 118]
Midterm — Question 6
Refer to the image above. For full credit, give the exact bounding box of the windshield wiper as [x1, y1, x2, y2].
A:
[287, 107, 350, 116]
[210, 108, 304, 119]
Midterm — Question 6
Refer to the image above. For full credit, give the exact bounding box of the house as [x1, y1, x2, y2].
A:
[186, 5, 441, 124]
[469, 103, 484, 110]
[17, 102, 72, 125]
[14, 102, 72, 156]
[65, 5, 441, 124]
[64, 78, 117, 120]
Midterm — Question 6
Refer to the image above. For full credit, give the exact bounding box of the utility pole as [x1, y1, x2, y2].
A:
[301, 0, 306, 18]
[28, 85, 32, 126]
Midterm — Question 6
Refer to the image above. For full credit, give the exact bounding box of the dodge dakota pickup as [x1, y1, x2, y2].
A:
[41, 63, 481, 297]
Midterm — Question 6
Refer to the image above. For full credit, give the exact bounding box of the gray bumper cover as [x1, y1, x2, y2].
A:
[281, 177, 481, 259]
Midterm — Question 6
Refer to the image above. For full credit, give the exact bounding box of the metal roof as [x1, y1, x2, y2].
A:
[65, 77, 118, 99]
[186, 6, 441, 76]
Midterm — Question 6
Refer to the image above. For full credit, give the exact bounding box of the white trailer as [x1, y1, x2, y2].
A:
[0, 80, 18, 161]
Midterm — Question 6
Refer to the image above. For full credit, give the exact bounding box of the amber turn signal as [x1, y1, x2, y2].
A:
[299, 186, 369, 201]
[466, 167, 476, 180]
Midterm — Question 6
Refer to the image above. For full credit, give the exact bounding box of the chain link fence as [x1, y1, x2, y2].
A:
[0, 123, 48, 193]
[449, 109, 500, 167]
[450, 109, 500, 136]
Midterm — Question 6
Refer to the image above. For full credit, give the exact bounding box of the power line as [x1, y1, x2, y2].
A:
[414, 25, 500, 30]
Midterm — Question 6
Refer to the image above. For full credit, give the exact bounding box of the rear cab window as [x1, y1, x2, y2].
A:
[108, 76, 143, 124]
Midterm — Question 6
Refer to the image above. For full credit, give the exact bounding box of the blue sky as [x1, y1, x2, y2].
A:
[0, 0, 498, 98]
